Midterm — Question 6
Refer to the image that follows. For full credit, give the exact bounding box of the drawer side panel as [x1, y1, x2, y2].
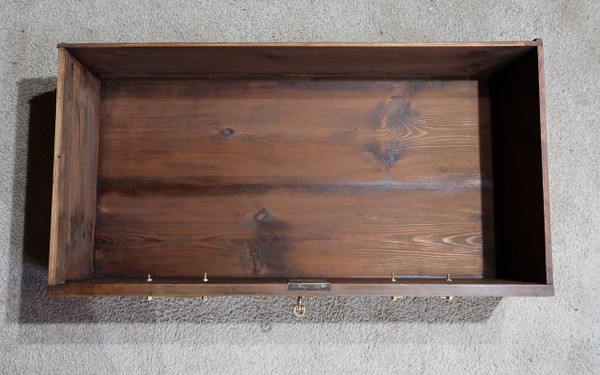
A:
[48, 48, 100, 284]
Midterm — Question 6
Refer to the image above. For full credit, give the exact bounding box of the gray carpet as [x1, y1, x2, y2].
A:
[1, 1, 599, 373]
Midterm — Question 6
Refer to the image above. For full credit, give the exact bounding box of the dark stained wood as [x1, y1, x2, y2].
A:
[49, 48, 101, 284]
[94, 77, 493, 280]
[47, 278, 554, 297]
[537, 42, 553, 285]
[94, 189, 492, 278]
[62, 43, 539, 78]
[49, 42, 552, 298]
[489, 41, 552, 285]
[98, 79, 488, 185]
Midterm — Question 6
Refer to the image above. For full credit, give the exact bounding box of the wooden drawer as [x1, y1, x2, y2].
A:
[48, 42, 552, 298]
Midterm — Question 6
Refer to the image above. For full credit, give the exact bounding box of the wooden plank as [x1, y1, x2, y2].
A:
[94, 188, 492, 278]
[95, 76, 494, 280]
[98, 79, 490, 185]
[537, 41, 553, 285]
[47, 278, 554, 297]
[62, 44, 537, 78]
[48, 48, 100, 284]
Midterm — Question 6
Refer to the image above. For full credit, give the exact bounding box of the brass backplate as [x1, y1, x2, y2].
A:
[288, 279, 331, 291]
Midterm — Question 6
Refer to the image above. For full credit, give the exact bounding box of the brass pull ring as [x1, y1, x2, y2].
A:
[293, 297, 306, 318]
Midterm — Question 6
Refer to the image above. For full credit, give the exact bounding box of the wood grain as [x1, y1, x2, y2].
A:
[47, 278, 554, 297]
[62, 44, 538, 78]
[94, 189, 492, 278]
[98, 79, 489, 185]
[93, 77, 495, 280]
[49, 48, 100, 284]
[48, 42, 552, 297]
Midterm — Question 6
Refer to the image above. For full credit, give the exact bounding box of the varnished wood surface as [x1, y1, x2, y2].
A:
[49, 42, 552, 297]
[63, 43, 537, 78]
[47, 278, 554, 297]
[49, 48, 100, 284]
[95, 189, 491, 278]
[95, 78, 493, 279]
[99, 79, 488, 184]
[537, 43, 553, 285]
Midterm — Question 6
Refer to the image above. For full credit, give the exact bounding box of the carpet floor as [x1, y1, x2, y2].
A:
[1, 1, 598, 373]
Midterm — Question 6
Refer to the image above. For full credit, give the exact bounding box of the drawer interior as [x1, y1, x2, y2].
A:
[49, 43, 552, 296]
[95, 77, 493, 279]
